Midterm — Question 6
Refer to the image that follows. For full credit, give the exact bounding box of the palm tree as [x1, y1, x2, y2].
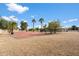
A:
[32, 19, 36, 32]
[10, 17, 17, 34]
[39, 18, 44, 29]
[0, 16, 17, 34]
[8, 21, 17, 34]
[11, 22, 17, 34]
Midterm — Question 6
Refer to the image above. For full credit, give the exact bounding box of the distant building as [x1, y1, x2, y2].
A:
[61, 27, 69, 32]
[61, 26, 79, 32]
[78, 27, 79, 31]
[0, 29, 8, 34]
[0, 29, 3, 33]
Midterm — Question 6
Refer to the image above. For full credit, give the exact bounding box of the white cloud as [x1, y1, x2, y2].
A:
[23, 20, 27, 22]
[2, 16, 18, 22]
[6, 3, 29, 13]
[9, 16, 18, 21]
[68, 19, 78, 22]
[1, 16, 11, 21]
[17, 25, 21, 29]
[63, 21, 67, 23]
[31, 16, 35, 18]
[36, 25, 41, 28]
[21, 19, 27, 22]
[63, 18, 79, 23]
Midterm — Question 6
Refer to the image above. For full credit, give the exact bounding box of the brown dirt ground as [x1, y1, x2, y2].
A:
[0, 32, 79, 56]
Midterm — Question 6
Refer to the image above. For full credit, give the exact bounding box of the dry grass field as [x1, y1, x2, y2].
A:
[0, 32, 79, 56]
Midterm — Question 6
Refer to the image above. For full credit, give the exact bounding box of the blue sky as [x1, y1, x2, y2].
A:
[0, 3, 79, 28]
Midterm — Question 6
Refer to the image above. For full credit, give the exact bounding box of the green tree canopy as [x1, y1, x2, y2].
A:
[48, 20, 60, 34]
[0, 18, 9, 29]
[32, 19, 36, 32]
[0, 17, 17, 34]
[8, 21, 17, 34]
[20, 21, 28, 30]
[39, 18, 44, 29]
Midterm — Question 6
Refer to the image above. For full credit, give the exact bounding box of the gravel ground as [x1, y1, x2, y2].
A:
[0, 32, 79, 56]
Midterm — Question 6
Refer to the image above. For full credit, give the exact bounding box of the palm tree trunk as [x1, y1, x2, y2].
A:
[41, 22, 43, 29]
[11, 23, 14, 35]
[33, 23, 34, 32]
[10, 28, 13, 35]
[50, 29, 53, 34]
[26, 28, 27, 32]
[53, 29, 56, 34]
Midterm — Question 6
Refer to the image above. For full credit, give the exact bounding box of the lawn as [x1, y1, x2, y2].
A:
[0, 32, 79, 56]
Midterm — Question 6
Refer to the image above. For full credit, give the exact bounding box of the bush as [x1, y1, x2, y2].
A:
[48, 20, 61, 34]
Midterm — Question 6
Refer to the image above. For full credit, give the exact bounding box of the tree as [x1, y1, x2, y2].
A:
[0, 17, 17, 34]
[43, 24, 47, 32]
[48, 20, 60, 34]
[0, 18, 9, 29]
[71, 25, 77, 30]
[35, 27, 39, 31]
[20, 21, 28, 31]
[8, 16, 17, 34]
[28, 28, 33, 31]
[39, 18, 44, 29]
[8, 21, 17, 34]
[32, 19, 36, 32]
